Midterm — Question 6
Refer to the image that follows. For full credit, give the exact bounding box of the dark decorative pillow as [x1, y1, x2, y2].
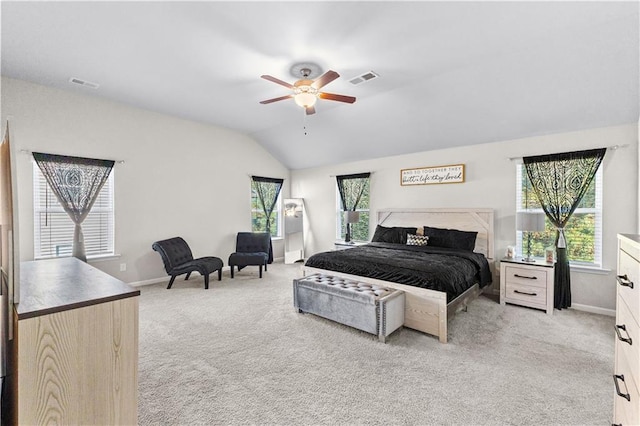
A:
[371, 225, 418, 244]
[423, 226, 478, 252]
[406, 234, 429, 246]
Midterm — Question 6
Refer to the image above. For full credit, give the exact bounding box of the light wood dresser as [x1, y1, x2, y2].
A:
[7, 257, 140, 425]
[614, 234, 640, 425]
[499, 258, 554, 315]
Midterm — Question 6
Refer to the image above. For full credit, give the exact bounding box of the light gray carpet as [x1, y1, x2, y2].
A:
[138, 262, 614, 425]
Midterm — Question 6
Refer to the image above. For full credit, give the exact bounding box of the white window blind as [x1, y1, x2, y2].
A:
[33, 163, 115, 259]
[251, 187, 282, 238]
[516, 164, 602, 267]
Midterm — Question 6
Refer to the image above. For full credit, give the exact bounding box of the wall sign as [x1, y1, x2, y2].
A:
[400, 164, 465, 186]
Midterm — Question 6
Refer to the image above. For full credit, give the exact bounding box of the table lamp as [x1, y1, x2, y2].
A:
[344, 211, 360, 243]
[516, 212, 545, 262]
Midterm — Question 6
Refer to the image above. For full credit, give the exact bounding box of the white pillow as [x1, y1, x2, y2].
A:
[406, 234, 429, 246]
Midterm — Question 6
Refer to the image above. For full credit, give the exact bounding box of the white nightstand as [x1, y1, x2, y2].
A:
[500, 258, 554, 315]
[334, 241, 366, 250]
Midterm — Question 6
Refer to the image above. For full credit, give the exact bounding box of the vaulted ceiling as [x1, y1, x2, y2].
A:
[2, 1, 638, 169]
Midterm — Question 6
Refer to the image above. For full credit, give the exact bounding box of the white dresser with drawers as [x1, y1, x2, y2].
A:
[614, 234, 640, 426]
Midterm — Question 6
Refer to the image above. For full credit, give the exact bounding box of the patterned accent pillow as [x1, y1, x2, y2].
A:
[406, 234, 429, 246]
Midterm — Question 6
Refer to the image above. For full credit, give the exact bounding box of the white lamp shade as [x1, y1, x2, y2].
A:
[345, 211, 360, 224]
[516, 212, 546, 232]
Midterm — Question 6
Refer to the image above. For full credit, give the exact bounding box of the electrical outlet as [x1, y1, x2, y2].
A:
[120, 263, 126, 272]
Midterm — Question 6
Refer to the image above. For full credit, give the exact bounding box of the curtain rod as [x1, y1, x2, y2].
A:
[329, 172, 374, 178]
[19, 149, 124, 164]
[508, 144, 629, 161]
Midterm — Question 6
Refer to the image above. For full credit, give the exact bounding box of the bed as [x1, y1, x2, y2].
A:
[303, 208, 494, 343]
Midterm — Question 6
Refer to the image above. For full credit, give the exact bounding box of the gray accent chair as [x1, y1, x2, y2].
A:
[152, 237, 223, 289]
[228, 232, 271, 278]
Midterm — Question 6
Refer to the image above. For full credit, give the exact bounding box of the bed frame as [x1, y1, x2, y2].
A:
[304, 208, 494, 343]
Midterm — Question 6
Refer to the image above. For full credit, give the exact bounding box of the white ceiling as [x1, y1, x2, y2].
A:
[2, 1, 638, 170]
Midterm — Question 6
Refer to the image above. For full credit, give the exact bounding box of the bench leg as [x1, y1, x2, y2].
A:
[204, 274, 209, 290]
[259, 265, 263, 278]
[167, 275, 176, 289]
[218, 269, 222, 281]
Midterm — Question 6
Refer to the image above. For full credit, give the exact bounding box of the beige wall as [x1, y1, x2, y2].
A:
[1, 77, 289, 283]
[292, 123, 639, 313]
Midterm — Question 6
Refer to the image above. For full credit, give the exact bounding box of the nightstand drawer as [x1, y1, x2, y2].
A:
[505, 282, 547, 307]
[505, 266, 548, 289]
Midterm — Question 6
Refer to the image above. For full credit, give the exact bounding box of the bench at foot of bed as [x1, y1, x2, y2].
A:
[293, 273, 405, 343]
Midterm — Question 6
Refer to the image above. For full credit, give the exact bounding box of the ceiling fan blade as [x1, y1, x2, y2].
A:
[261, 75, 294, 89]
[306, 106, 316, 115]
[311, 70, 339, 89]
[259, 94, 293, 104]
[318, 92, 356, 104]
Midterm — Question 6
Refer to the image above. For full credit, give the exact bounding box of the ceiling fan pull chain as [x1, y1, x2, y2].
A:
[303, 109, 308, 136]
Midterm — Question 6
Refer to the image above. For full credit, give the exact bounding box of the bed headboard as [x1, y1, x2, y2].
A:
[376, 208, 494, 259]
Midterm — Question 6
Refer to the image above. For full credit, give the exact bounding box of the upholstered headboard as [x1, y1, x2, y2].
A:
[376, 208, 494, 259]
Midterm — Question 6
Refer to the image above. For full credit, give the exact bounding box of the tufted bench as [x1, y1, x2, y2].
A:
[293, 273, 405, 343]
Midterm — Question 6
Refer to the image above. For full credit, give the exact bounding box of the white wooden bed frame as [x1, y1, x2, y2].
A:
[304, 208, 494, 343]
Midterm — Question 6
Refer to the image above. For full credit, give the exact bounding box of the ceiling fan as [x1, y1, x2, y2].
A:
[259, 68, 356, 115]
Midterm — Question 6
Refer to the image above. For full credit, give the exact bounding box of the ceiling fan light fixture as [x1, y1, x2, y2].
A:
[293, 85, 318, 108]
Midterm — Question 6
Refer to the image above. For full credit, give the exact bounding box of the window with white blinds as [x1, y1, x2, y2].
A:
[33, 163, 115, 259]
[516, 164, 603, 267]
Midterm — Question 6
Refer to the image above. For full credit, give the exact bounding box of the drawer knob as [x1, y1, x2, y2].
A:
[615, 324, 633, 345]
[514, 274, 537, 280]
[613, 374, 631, 401]
[514, 289, 537, 296]
[616, 274, 634, 289]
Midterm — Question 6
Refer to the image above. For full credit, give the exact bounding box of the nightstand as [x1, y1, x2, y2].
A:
[500, 258, 554, 315]
[334, 241, 366, 250]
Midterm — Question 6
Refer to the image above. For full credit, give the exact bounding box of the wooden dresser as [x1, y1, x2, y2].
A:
[8, 257, 140, 425]
[614, 234, 640, 425]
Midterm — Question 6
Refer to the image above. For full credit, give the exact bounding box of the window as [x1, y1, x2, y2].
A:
[33, 164, 115, 259]
[336, 177, 370, 241]
[516, 164, 602, 267]
[251, 184, 282, 238]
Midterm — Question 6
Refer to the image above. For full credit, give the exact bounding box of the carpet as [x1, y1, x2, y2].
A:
[137, 262, 614, 425]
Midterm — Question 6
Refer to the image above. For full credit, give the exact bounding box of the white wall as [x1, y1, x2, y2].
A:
[292, 123, 638, 312]
[1, 77, 289, 283]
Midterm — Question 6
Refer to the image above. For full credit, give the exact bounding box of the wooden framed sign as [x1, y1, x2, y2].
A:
[400, 164, 465, 186]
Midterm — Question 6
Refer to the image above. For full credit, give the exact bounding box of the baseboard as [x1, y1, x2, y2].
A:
[570, 303, 615, 317]
[128, 277, 168, 287]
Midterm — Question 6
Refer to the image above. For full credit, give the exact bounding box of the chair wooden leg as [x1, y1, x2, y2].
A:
[259, 265, 263, 278]
[230, 265, 234, 278]
[167, 275, 177, 289]
[185, 272, 191, 280]
[218, 269, 222, 281]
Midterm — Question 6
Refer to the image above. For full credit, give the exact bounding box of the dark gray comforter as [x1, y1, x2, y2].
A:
[304, 242, 492, 303]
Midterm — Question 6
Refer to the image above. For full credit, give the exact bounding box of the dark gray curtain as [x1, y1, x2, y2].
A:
[33, 152, 115, 262]
[523, 148, 606, 309]
[336, 172, 370, 240]
[251, 176, 284, 234]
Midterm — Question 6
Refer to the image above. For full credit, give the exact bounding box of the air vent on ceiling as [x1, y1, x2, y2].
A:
[349, 71, 379, 85]
[69, 77, 100, 89]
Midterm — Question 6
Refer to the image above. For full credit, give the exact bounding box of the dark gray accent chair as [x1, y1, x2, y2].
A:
[228, 232, 272, 278]
[152, 237, 223, 289]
